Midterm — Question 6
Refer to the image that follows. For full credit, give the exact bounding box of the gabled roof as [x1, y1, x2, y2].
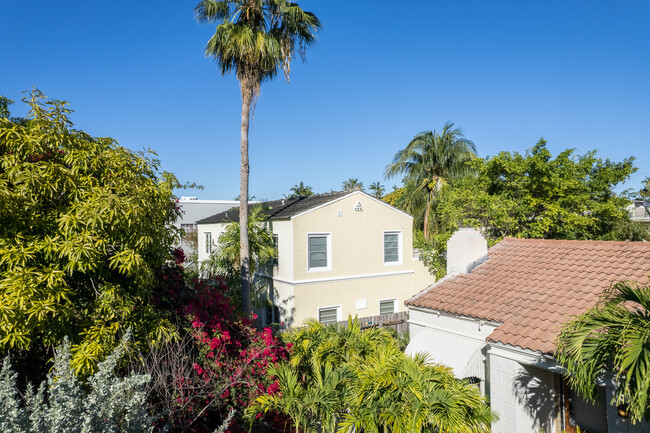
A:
[406, 238, 650, 354]
[196, 191, 354, 224]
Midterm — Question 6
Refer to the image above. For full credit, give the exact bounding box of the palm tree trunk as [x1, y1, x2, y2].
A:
[423, 191, 431, 241]
[239, 85, 252, 315]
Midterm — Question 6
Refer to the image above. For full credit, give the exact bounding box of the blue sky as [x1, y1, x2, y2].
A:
[2, 0, 648, 200]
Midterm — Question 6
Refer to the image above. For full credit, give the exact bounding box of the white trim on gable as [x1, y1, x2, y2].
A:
[289, 190, 414, 220]
[273, 269, 414, 285]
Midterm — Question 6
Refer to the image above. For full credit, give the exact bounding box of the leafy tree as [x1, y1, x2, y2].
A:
[556, 280, 650, 423]
[419, 140, 649, 277]
[382, 186, 406, 207]
[0, 92, 180, 375]
[385, 122, 477, 240]
[195, 0, 321, 315]
[342, 178, 364, 191]
[0, 96, 13, 119]
[368, 181, 385, 199]
[247, 319, 495, 433]
[287, 181, 313, 198]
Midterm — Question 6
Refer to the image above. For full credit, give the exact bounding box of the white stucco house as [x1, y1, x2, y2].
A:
[405, 228, 650, 433]
[196, 190, 434, 327]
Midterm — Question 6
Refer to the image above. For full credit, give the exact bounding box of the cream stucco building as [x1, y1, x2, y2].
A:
[197, 190, 434, 327]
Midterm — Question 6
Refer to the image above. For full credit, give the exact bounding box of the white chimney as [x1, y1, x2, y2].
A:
[446, 228, 488, 275]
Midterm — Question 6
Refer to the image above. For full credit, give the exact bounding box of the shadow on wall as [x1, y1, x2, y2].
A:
[513, 366, 556, 432]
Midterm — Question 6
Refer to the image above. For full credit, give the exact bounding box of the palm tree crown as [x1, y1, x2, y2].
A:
[342, 178, 364, 191]
[556, 280, 650, 423]
[368, 181, 385, 199]
[196, 0, 321, 92]
[288, 181, 313, 198]
[385, 121, 476, 240]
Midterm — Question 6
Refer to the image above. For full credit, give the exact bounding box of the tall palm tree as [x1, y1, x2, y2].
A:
[195, 0, 320, 314]
[368, 181, 385, 199]
[342, 178, 364, 191]
[556, 280, 650, 423]
[385, 122, 476, 240]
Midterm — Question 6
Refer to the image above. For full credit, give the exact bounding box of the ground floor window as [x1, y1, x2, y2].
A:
[379, 298, 397, 315]
[318, 306, 340, 324]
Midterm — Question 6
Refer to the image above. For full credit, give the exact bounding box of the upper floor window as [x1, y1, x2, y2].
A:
[308, 233, 330, 271]
[384, 231, 402, 264]
[205, 232, 212, 254]
[272, 234, 279, 266]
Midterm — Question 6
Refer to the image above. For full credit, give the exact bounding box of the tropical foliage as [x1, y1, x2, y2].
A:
[247, 319, 495, 433]
[287, 181, 314, 198]
[0, 96, 13, 119]
[0, 92, 180, 375]
[201, 205, 277, 307]
[0, 334, 153, 433]
[137, 252, 288, 432]
[411, 140, 648, 277]
[385, 122, 477, 240]
[556, 280, 650, 423]
[368, 181, 385, 198]
[342, 178, 364, 191]
[195, 0, 320, 315]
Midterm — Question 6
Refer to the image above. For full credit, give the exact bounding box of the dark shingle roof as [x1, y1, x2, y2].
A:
[196, 191, 353, 224]
[406, 237, 650, 354]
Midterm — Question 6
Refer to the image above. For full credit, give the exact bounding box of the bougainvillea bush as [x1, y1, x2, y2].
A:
[143, 250, 288, 432]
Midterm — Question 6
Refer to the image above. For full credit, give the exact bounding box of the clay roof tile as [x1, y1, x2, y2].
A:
[405, 237, 650, 354]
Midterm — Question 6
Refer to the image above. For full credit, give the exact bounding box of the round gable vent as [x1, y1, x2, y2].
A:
[354, 201, 363, 212]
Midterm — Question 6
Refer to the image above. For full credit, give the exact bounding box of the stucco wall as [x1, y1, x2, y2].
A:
[488, 348, 557, 433]
[288, 272, 426, 325]
[197, 222, 228, 264]
[271, 279, 295, 327]
[269, 219, 294, 281]
[290, 193, 417, 280]
[406, 309, 497, 390]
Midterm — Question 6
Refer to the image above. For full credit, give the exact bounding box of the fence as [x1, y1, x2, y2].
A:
[338, 310, 409, 335]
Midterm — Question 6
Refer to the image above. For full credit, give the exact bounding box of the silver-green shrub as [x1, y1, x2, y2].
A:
[0, 336, 154, 433]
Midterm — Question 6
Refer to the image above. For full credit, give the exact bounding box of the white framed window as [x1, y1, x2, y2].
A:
[383, 231, 402, 265]
[308, 233, 331, 271]
[272, 234, 279, 266]
[379, 298, 397, 315]
[205, 232, 212, 254]
[318, 305, 341, 324]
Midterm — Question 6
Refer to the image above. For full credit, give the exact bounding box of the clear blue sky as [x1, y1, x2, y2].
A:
[2, 0, 648, 200]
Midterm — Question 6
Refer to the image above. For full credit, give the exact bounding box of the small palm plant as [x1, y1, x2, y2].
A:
[247, 318, 495, 433]
[556, 280, 650, 423]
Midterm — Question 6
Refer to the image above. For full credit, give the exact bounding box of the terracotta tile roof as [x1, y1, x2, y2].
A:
[405, 238, 650, 354]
